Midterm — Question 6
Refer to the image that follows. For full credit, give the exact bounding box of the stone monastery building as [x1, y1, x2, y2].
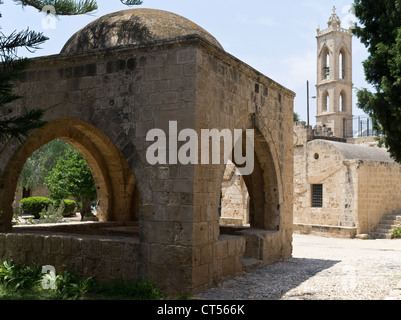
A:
[221, 7, 401, 239]
[293, 8, 401, 239]
[0, 9, 295, 293]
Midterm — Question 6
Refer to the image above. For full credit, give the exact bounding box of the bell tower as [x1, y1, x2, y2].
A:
[316, 6, 353, 138]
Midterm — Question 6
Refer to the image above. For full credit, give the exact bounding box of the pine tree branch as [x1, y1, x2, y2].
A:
[0, 109, 47, 143]
[0, 29, 48, 57]
[13, 0, 98, 16]
[120, 0, 143, 5]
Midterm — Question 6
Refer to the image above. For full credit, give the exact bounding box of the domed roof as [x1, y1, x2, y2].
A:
[61, 8, 223, 53]
[310, 140, 394, 163]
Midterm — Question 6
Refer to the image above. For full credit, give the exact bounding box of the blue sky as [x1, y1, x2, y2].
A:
[1, 0, 372, 125]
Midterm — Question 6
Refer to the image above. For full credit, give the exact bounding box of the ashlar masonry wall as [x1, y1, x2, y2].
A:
[294, 122, 401, 237]
[355, 160, 401, 234]
[0, 36, 295, 294]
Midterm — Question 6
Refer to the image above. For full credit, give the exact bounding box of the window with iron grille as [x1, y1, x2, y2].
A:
[311, 184, 323, 208]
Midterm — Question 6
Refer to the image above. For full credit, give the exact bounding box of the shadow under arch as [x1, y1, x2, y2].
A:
[218, 113, 281, 231]
[232, 127, 280, 230]
[0, 117, 139, 231]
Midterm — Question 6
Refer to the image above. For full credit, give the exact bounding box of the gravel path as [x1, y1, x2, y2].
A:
[195, 234, 401, 300]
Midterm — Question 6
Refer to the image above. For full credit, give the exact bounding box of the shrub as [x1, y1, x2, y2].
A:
[0, 260, 93, 299]
[19, 197, 76, 220]
[393, 228, 401, 239]
[0, 260, 42, 290]
[20, 197, 53, 219]
[62, 199, 76, 216]
[54, 199, 76, 217]
[39, 202, 65, 224]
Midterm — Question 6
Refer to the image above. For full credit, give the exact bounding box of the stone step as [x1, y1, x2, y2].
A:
[381, 216, 401, 223]
[369, 232, 393, 239]
[369, 213, 401, 239]
[375, 225, 399, 232]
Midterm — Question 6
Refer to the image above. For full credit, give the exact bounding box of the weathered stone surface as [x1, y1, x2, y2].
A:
[0, 8, 294, 294]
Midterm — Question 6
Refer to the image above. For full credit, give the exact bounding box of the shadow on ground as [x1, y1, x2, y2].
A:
[196, 257, 340, 300]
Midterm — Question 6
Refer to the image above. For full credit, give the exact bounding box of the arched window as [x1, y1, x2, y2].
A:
[321, 47, 330, 81]
[339, 48, 346, 80]
[323, 51, 330, 80]
[325, 53, 330, 79]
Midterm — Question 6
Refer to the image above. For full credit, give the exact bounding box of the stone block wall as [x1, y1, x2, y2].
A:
[293, 135, 359, 237]
[0, 36, 295, 294]
[355, 160, 401, 234]
[0, 232, 141, 282]
[220, 162, 249, 226]
[294, 124, 401, 237]
[191, 42, 294, 291]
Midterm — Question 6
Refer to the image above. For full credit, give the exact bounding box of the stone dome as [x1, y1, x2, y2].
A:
[61, 8, 223, 53]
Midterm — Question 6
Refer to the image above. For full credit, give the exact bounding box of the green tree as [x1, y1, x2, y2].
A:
[294, 112, 301, 122]
[45, 148, 96, 216]
[18, 139, 74, 192]
[1, 0, 142, 143]
[352, 0, 401, 162]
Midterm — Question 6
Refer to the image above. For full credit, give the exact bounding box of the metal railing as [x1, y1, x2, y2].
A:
[343, 116, 380, 139]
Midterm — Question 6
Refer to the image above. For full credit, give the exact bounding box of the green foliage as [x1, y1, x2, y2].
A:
[0, 261, 42, 290]
[53, 270, 94, 299]
[60, 199, 77, 216]
[0, 260, 166, 300]
[0, 4, 48, 142]
[120, 0, 143, 5]
[45, 148, 96, 203]
[18, 139, 74, 192]
[294, 112, 301, 122]
[18, 197, 76, 221]
[89, 279, 165, 300]
[0, 260, 93, 299]
[20, 196, 53, 219]
[393, 228, 401, 238]
[1, 0, 143, 143]
[38, 201, 65, 223]
[13, 0, 98, 16]
[352, 0, 401, 163]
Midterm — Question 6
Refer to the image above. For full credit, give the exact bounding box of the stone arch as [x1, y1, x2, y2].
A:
[0, 116, 147, 232]
[319, 45, 331, 81]
[217, 113, 281, 231]
[339, 48, 345, 80]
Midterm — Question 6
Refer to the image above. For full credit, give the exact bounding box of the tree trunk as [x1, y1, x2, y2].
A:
[80, 196, 92, 220]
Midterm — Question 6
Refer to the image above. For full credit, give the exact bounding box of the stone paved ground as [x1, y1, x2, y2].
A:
[195, 234, 401, 300]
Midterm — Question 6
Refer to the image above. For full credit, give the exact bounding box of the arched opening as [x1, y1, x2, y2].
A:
[339, 48, 346, 80]
[321, 47, 330, 80]
[219, 127, 280, 231]
[322, 91, 329, 112]
[14, 139, 99, 223]
[0, 118, 139, 232]
[217, 125, 281, 264]
[219, 160, 250, 227]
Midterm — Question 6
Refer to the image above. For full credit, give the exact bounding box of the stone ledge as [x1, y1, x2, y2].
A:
[294, 223, 357, 238]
